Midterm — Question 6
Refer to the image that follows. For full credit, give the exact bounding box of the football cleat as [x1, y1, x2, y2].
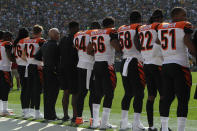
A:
[75, 117, 83, 125]
[132, 122, 145, 131]
[148, 127, 158, 131]
[160, 127, 172, 131]
[120, 121, 132, 130]
[1, 110, 13, 116]
[34, 111, 43, 119]
[90, 119, 100, 129]
[100, 123, 118, 130]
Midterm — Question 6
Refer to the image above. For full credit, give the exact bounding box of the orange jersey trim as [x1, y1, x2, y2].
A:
[157, 21, 192, 30]
[90, 28, 116, 36]
[1, 41, 12, 46]
[138, 22, 160, 32]
[118, 24, 141, 32]
[22, 37, 45, 44]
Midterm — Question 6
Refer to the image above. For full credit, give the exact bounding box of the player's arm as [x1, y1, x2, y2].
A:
[34, 46, 43, 61]
[110, 31, 121, 51]
[5, 42, 16, 62]
[184, 33, 196, 56]
[184, 24, 196, 56]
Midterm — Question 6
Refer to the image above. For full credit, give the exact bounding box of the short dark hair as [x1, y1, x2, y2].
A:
[102, 17, 115, 28]
[0, 30, 4, 40]
[130, 10, 141, 23]
[149, 9, 163, 23]
[68, 21, 79, 30]
[33, 24, 43, 35]
[171, 7, 186, 18]
[90, 21, 101, 29]
[152, 9, 163, 19]
[3, 31, 13, 40]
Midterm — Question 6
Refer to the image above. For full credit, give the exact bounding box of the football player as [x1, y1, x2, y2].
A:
[138, 9, 163, 131]
[89, 17, 121, 129]
[21, 25, 46, 119]
[0, 32, 15, 116]
[13, 28, 30, 118]
[74, 22, 101, 125]
[0, 30, 4, 113]
[193, 30, 197, 100]
[157, 7, 196, 131]
[118, 11, 145, 130]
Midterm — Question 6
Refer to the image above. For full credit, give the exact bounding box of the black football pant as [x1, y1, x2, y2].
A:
[43, 67, 59, 120]
[0, 70, 11, 101]
[144, 64, 163, 127]
[160, 64, 191, 117]
[194, 85, 197, 100]
[93, 61, 117, 108]
[120, 58, 145, 113]
[18, 65, 29, 109]
[77, 68, 95, 118]
[27, 64, 43, 110]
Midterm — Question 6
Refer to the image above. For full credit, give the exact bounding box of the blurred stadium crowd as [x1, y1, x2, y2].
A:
[0, 0, 197, 38]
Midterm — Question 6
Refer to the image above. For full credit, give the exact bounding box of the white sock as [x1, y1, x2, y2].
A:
[133, 113, 141, 125]
[121, 110, 128, 123]
[160, 116, 169, 131]
[0, 100, 3, 112]
[35, 110, 40, 115]
[29, 108, 34, 113]
[93, 104, 100, 126]
[177, 117, 187, 131]
[101, 107, 111, 126]
[2, 101, 8, 111]
[23, 108, 28, 114]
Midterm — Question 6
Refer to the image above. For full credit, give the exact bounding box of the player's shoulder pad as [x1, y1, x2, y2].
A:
[74, 31, 84, 37]
[2, 41, 12, 46]
[117, 25, 127, 32]
[2, 41, 12, 49]
[183, 21, 193, 34]
[157, 22, 170, 30]
[19, 37, 29, 44]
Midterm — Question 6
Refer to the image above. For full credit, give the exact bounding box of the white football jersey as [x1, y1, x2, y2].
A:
[138, 23, 163, 65]
[157, 21, 192, 67]
[14, 38, 28, 66]
[90, 28, 115, 65]
[74, 30, 94, 70]
[0, 41, 12, 71]
[23, 37, 45, 66]
[118, 24, 143, 61]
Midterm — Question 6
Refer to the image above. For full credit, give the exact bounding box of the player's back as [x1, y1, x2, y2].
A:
[157, 21, 192, 67]
[118, 24, 142, 60]
[0, 41, 12, 71]
[74, 30, 94, 70]
[23, 37, 45, 66]
[14, 37, 28, 66]
[90, 28, 115, 65]
[139, 23, 163, 65]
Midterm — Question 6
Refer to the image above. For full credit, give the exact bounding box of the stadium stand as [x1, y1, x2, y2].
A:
[0, 0, 196, 38]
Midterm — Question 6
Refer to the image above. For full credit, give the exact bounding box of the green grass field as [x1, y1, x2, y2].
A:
[6, 72, 197, 130]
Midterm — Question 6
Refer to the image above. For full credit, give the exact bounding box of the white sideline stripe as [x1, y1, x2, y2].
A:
[13, 127, 23, 130]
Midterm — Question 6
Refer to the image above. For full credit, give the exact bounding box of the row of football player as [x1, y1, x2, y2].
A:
[72, 7, 196, 131]
[0, 6, 196, 131]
